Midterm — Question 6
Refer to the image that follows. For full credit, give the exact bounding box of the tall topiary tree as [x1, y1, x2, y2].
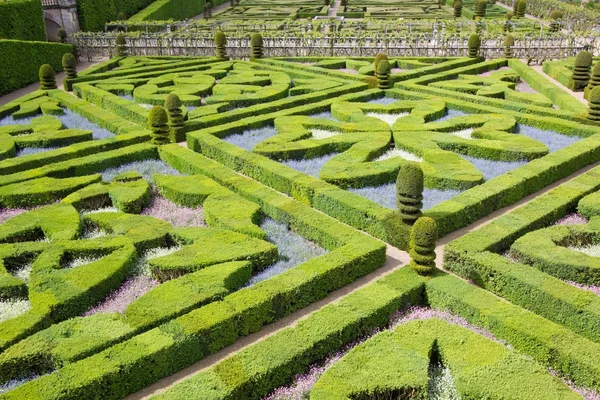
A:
[250, 33, 264, 60]
[204, 1, 212, 18]
[57, 28, 67, 44]
[503, 12, 513, 32]
[453, 0, 462, 17]
[585, 61, 600, 100]
[215, 31, 228, 59]
[468, 34, 480, 58]
[549, 10, 563, 32]
[396, 162, 424, 224]
[165, 93, 185, 141]
[512, 0, 518, 14]
[373, 53, 388, 78]
[62, 53, 77, 91]
[148, 106, 170, 145]
[568, 51, 593, 91]
[409, 217, 438, 275]
[39, 64, 57, 90]
[474, 0, 487, 19]
[503, 35, 514, 58]
[115, 32, 127, 56]
[377, 59, 392, 89]
[586, 86, 600, 121]
[515, 0, 526, 18]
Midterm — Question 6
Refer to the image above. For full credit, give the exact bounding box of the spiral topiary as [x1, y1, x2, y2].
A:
[215, 31, 228, 59]
[409, 217, 438, 275]
[515, 0, 526, 18]
[57, 28, 67, 43]
[474, 0, 487, 19]
[512, 0, 518, 14]
[204, 2, 212, 18]
[585, 61, 600, 100]
[453, 0, 462, 17]
[373, 53, 388, 78]
[586, 86, 600, 121]
[250, 33, 264, 60]
[396, 162, 424, 224]
[165, 93, 185, 130]
[115, 32, 127, 56]
[549, 10, 563, 32]
[503, 12, 513, 32]
[39, 64, 57, 90]
[61, 53, 77, 91]
[148, 106, 170, 145]
[503, 35, 515, 58]
[468, 34, 480, 58]
[568, 51, 593, 91]
[377, 59, 392, 89]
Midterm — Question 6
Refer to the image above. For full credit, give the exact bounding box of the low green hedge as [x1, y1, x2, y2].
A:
[130, 0, 227, 21]
[0, 0, 45, 41]
[0, 41, 73, 96]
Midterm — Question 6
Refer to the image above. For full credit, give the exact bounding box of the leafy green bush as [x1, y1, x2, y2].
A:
[468, 34, 480, 58]
[568, 50, 593, 91]
[214, 31, 227, 59]
[0, 0, 45, 41]
[148, 106, 170, 145]
[396, 162, 424, 224]
[376, 59, 391, 89]
[454, 0, 462, 17]
[39, 65, 57, 91]
[409, 217, 437, 275]
[250, 33, 264, 60]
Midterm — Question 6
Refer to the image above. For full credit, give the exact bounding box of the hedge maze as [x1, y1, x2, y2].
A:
[0, 54, 598, 399]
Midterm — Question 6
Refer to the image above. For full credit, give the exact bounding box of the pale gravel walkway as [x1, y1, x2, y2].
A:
[125, 141, 600, 399]
[0, 59, 102, 107]
[530, 64, 587, 105]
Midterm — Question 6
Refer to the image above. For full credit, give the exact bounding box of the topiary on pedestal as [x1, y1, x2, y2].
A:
[512, 0, 518, 14]
[568, 51, 593, 91]
[62, 53, 77, 91]
[474, 0, 487, 19]
[377, 59, 392, 89]
[586, 86, 600, 121]
[503, 35, 514, 58]
[396, 162, 424, 225]
[115, 32, 127, 56]
[57, 28, 67, 43]
[503, 12, 513, 32]
[585, 61, 600, 100]
[148, 106, 170, 145]
[250, 33, 263, 60]
[39, 64, 57, 90]
[453, 0, 462, 17]
[409, 217, 438, 275]
[373, 53, 388, 78]
[204, 2, 212, 18]
[165, 93, 185, 142]
[515, 0, 526, 18]
[468, 34, 480, 58]
[549, 10, 563, 32]
[215, 31, 228, 59]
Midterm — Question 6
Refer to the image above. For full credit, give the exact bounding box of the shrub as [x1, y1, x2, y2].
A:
[585, 61, 600, 100]
[0, 0, 45, 41]
[115, 32, 127, 57]
[515, 0, 526, 18]
[453, 0, 462, 17]
[203, 1, 212, 18]
[39, 64, 57, 90]
[396, 162, 424, 224]
[62, 53, 77, 79]
[373, 53, 388, 78]
[503, 12, 513, 32]
[409, 217, 437, 275]
[568, 50, 593, 91]
[376, 59, 392, 89]
[586, 85, 600, 121]
[148, 106, 170, 145]
[549, 10, 563, 32]
[165, 93, 184, 141]
[468, 34, 480, 58]
[57, 28, 67, 44]
[474, 0, 487, 19]
[214, 31, 227, 59]
[250, 33, 264, 60]
[117, 11, 127, 20]
[503, 34, 514, 58]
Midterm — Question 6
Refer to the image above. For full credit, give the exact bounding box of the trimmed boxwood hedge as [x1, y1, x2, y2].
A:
[0, 0, 45, 41]
[0, 41, 73, 96]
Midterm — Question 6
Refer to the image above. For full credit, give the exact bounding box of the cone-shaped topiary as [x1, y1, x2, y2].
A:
[396, 162, 424, 224]
[503, 35, 514, 58]
[474, 0, 487, 19]
[57, 28, 67, 43]
[468, 34, 480, 58]
[585, 61, 600, 100]
[115, 32, 127, 56]
[568, 51, 593, 91]
[250, 33, 264, 60]
[165, 93, 184, 129]
[148, 106, 170, 145]
[586, 86, 600, 121]
[373, 53, 388, 78]
[377, 59, 392, 89]
[549, 10, 563, 32]
[453, 0, 462, 17]
[62, 53, 77, 91]
[503, 12, 513, 32]
[39, 64, 57, 90]
[512, 0, 518, 13]
[515, 0, 526, 18]
[215, 31, 228, 59]
[409, 217, 437, 275]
